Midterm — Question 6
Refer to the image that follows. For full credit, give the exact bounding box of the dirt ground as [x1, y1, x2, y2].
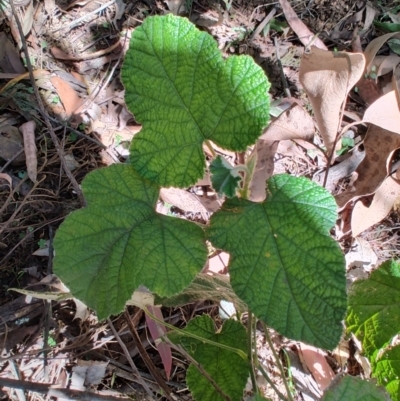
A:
[0, 0, 399, 400]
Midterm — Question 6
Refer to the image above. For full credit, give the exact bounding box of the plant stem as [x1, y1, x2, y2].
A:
[143, 306, 248, 360]
[204, 139, 217, 157]
[256, 362, 288, 401]
[247, 310, 259, 394]
[262, 323, 294, 401]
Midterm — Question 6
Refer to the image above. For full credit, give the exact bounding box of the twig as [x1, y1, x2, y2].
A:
[274, 36, 291, 98]
[52, 0, 116, 32]
[249, 8, 276, 42]
[257, 362, 288, 401]
[106, 318, 155, 399]
[124, 309, 174, 401]
[52, 39, 121, 61]
[8, 0, 86, 206]
[0, 377, 133, 401]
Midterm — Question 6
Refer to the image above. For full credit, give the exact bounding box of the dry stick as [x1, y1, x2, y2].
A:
[0, 215, 65, 266]
[0, 377, 133, 401]
[123, 309, 174, 401]
[42, 227, 55, 381]
[274, 36, 291, 98]
[249, 7, 276, 42]
[0, 175, 44, 235]
[106, 318, 155, 399]
[8, 0, 86, 207]
[52, 0, 116, 32]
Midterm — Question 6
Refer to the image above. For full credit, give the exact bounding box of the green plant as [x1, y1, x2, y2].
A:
[347, 260, 400, 400]
[52, 15, 390, 401]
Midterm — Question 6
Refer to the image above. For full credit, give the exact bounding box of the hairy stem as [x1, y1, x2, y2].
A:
[247, 310, 259, 394]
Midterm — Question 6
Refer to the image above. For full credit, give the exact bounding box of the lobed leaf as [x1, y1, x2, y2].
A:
[210, 155, 241, 198]
[53, 164, 207, 319]
[121, 14, 270, 188]
[373, 344, 400, 401]
[346, 260, 400, 359]
[207, 174, 347, 349]
[321, 375, 391, 401]
[171, 315, 248, 401]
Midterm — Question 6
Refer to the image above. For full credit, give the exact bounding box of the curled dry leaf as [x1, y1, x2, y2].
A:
[336, 125, 400, 209]
[299, 343, 335, 391]
[364, 32, 400, 74]
[145, 305, 172, 380]
[249, 104, 315, 201]
[0, 32, 25, 74]
[362, 90, 400, 134]
[375, 55, 400, 77]
[50, 75, 83, 118]
[160, 187, 220, 219]
[299, 47, 365, 156]
[351, 175, 400, 237]
[0, 125, 25, 164]
[279, 0, 327, 50]
[19, 120, 37, 183]
[0, 173, 12, 190]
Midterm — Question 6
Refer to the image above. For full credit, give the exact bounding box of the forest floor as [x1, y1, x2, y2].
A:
[0, 0, 399, 400]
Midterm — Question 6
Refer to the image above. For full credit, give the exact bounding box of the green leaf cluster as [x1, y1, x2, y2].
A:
[347, 260, 400, 400]
[170, 315, 249, 401]
[52, 14, 351, 400]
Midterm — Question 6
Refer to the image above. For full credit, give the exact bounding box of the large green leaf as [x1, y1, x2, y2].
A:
[121, 15, 270, 188]
[346, 260, 400, 359]
[171, 315, 248, 401]
[374, 344, 400, 400]
[207, 174, 347, 349]
[321, 375, 391, 401]
[53, 164, 207, 319]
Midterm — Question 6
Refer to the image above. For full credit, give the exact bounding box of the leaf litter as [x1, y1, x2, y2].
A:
[1, 0, 400, 400]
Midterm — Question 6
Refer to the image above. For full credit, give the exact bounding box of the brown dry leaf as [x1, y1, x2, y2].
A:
[356, 76, 381, 105]
[336, 125, 400, 209]
[165, 0, 186, 14]
[351, 175, 400, 237]
[0, 33, 25, 74]
[50, 75, 83, 117]
[71, 360, 108, 389]
[332, 339, 350, 370]
[19, 121, 37, 182]
[279, 0, 327, 50]
[364, 32, 400, 73]
[160, 188, 220, 218]
[206, 252, 229, 274]
[21, 1, 34, 36]
[0, 125, 25, 164]
[248, 140, 278, 202]
[0, 173, 12, 190]
[90, 120, 141, 148]
[299, 343, 335, 391]
[375, 55, 400, 77]
[362, 90, 400, 134]
[299, 47, 365, 156]
[345, 237, 378, 272]
[249, 104, 315, 202]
